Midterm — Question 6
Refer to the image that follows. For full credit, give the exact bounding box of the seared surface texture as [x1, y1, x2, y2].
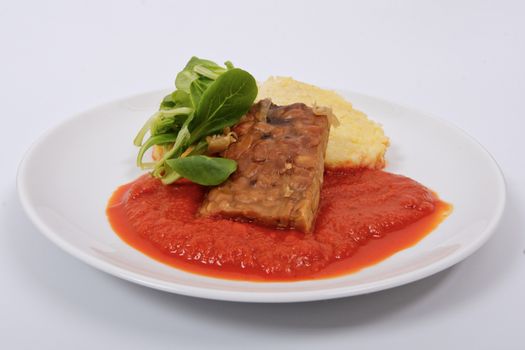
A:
[199, 99, 330, 232]
[257, 77, 389, 169]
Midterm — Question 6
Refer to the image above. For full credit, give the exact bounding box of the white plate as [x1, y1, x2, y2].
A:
[17, 90, 506, 303]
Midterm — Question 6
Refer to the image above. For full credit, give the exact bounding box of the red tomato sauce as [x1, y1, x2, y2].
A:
[107, 169, 451, 281]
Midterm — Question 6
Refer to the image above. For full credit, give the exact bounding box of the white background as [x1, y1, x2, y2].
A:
[1, 0, 524, 349]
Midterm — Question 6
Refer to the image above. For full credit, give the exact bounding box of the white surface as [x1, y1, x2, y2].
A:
[1, 0, 524, 347]
[17, 89, 506, 302]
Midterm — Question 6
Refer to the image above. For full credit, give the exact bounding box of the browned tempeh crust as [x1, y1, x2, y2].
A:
[199, 99, 330, 233]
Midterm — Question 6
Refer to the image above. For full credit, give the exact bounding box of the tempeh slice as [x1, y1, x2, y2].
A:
[199, 99, 330, 233]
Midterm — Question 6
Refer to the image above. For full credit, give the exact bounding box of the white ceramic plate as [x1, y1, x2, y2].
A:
[17, 90, 505, 303]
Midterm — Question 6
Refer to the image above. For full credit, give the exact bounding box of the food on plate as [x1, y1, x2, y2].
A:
[107, 56, 451, 281]
[257, 76, 389, 169]
[199, 99, 330, 233]
[108, 168, 449, 281]
[133, 57, 258, 185]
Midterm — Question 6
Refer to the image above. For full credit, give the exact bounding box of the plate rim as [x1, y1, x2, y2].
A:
[16, 89, 507, 303]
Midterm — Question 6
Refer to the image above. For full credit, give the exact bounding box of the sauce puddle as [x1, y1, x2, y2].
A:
[107, 169, 451, 281]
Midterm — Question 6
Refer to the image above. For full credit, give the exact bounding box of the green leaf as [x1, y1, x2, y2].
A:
[189, 76, 213, 107]
[175, 70, 199, 93]
[190, 68, 257, 142]
[134, 57, 257, 186]
[133, 113, 156, 146]
[165, 155, 237, 186]
[160, 170, 182, 185]
[136, 133, 178, 168]
[157, 110, 194, 162]
[190, 139, 209, 155]
[161, 90, 192, 111]
[175, 56, 223, 92]
[150, 107, 192, 136]
[160, 94, 175, 110]
[193, 65, 223, 80]
[171, 90, 192, 107]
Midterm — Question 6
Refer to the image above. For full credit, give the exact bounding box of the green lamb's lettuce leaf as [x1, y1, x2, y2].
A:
[165, 156, 237, 186]
[160, 90, 192, 111]
[189, 68, 257, 143]
[150, 107, 192, 136]
[159, 94, 176, 110]
[189, 76, 214, 108]
[136, 133, 178, 169]
[133, 56, 257, 185]
[175, 57, 228, 92]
